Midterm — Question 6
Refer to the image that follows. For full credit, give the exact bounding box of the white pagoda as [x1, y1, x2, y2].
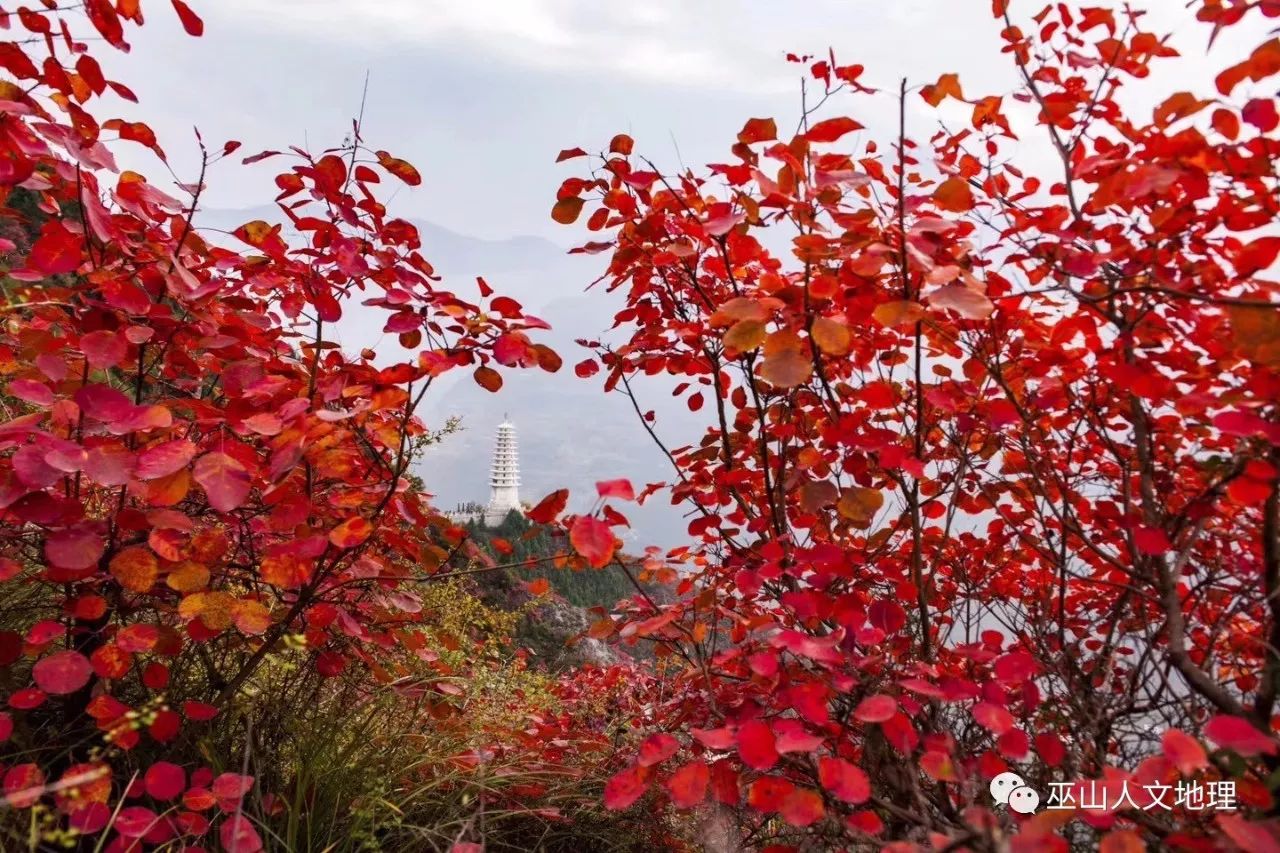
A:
[447, 417, 524, 527]
[483, 418, 522, 525]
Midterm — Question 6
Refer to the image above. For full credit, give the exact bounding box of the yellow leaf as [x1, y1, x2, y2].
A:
[838, 487, 884, 525]
[166, 561, 210, 593]
[811, 317, 852, 355]
[873, 301, 926, 327]
[724, 319, 767, 353]
[178, 591, 235, 631]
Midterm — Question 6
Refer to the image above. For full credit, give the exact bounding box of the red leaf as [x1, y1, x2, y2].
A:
[569, 515, 616, 568]
[738, 117, 778, 144]
[818, 757, 870, 804]
[574, 358, 599, 378]
[193, 452, 252, 512]
[45, 525, 104, 571]
[556, 147, 588, 162]
[1217, 814, 1280, 853]
[1162, 728, 1208, 775]
[136, 439, 197, 480]
[526, 489, 568, 524]
[972, 702, 1015, 735]
[144, 762, 186, 800]
[692, 727, 735, 750]
[779, 787, 825, 827]
[805, 116, 863, 143]
[220, 814, 263, 853]
[603, 764, 648, 810]
[74, 384, 133, 422]
[596, 479, 635, 501]
[32, 651, 92, 695]
[1244, 98, 1278, 132]
[665, 761, 709, 808]
[1132, 525, 1172, 556]
[29, 220, 81, 276]
[3, 763, 45, 808]
[736, 719, 778, 770]
[1204, 715, 1278, 756]
[853, 694, 897, 723]
[80, 330, 126, 369]
[773, 719, 824, 754]
[183, 701, 218, 721]
[638, 733, 679, 767]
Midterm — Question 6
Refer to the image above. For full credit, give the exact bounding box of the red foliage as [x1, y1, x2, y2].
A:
[550, 1, 1280, 848]
[0, 1, 584, 848]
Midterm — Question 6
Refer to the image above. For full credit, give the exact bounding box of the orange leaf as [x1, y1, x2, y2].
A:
[552, 196, 584, 224]
[376, 150, 422, 186]
[166, 561, 210, 593]
[474, 365, 503, 392]
[873, 300, 925, 327]
[930, 283, 994, 319]
[838, 487, 884, 525]
[759, 350, 812, 388]
[810, 317, 851, 355]
[932, 176, 973, 212]
[527, 577, 550, 596]
[329, 516, 373, 549]
[178, 591, 235, 631]
[231, 599, 271, 636]
[609, 134, 634, 155]
[921, 73, 964, 106]
[110, 547, 158, 593]
[737, 117, 777, 144]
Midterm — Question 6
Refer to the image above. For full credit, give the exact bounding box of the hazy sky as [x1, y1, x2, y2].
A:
[100, 1, 1268, 243]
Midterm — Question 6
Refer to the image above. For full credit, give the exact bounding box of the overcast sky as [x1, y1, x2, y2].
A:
[100, 1, 1269, 244]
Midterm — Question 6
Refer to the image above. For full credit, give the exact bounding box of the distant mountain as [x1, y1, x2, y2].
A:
[199, 207, 698, 547]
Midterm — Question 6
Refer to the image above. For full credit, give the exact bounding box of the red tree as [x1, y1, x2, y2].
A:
[0, 2, 606, 849]
[549, 1, 1280, 849]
